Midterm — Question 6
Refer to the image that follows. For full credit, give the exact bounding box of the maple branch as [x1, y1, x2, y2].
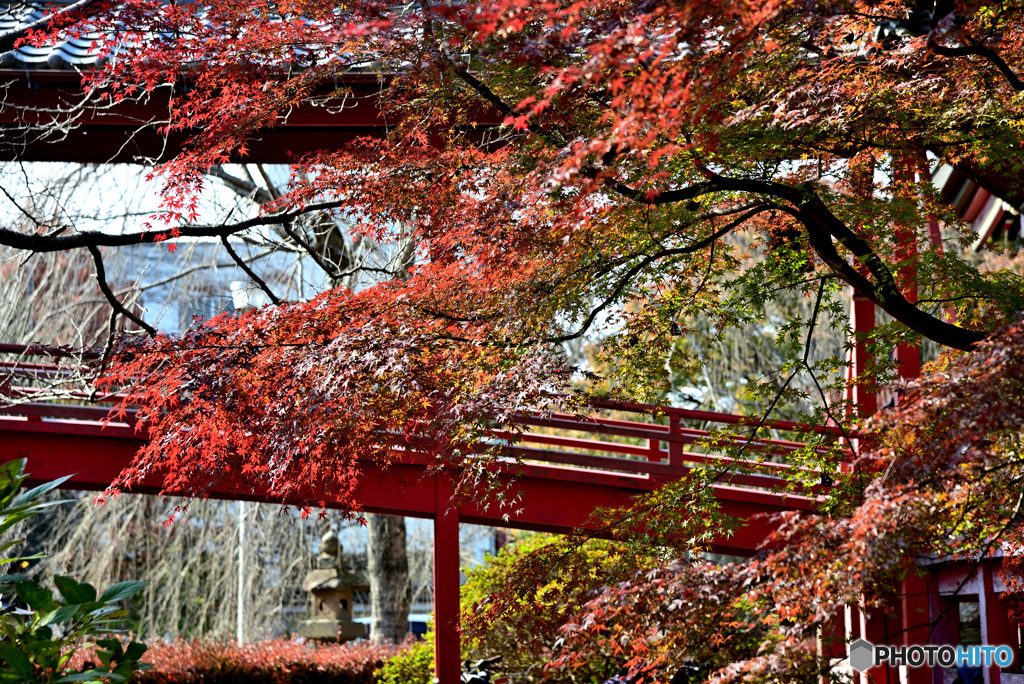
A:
[0, 199, 348, 253]
[601, 173, 986, 351]
[453, 69, 567, 147]
[86, 245, 157, 336]
[0, 0, 105, 55]
[929, 39, 1024, 91]
[774, 196, 983, 351]
[280, 219, 342, 281]
[541, 206, 770, 345]
[220, 235, 282, 306]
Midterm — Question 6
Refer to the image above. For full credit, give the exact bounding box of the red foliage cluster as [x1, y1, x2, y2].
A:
[114, 638, 402, 684]
[20, 0, 1017, 512]
[97, 286, 574, 509]
[7, 0, 1024, 677]
[472, 319, 1024, 682]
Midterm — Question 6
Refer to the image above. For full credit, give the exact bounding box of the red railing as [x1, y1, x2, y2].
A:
[0, 343, 851, 496]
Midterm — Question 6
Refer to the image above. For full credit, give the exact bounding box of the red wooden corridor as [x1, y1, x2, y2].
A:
[0, 348, 840, 551]
[0, 345, 847, 682]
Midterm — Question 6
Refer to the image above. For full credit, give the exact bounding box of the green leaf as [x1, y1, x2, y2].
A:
[98, 581, 146, 604]
[56, 672, 121, 683]
[0, 459, 28, 504]
[123, 642, 148, 662]
[96, 639, 123, 658]
[13, 475, 74, 507]
[0, 642, 34, 680]
[54, 576, 97, 604]
[15, 581, 55, 612]
[39, 604, 81, 627]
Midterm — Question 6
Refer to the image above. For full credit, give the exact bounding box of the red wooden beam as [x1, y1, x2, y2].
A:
[0, 415, 817, 555]
[0, 70, 501, 163]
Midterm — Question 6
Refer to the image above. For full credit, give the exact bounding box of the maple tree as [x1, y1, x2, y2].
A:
[4, 0, 1024, 679]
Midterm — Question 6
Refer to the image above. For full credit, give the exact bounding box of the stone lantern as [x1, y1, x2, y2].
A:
[298, 530, 368, 642]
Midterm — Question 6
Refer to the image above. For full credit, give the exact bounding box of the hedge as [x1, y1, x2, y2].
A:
[119, 637, 405, 684]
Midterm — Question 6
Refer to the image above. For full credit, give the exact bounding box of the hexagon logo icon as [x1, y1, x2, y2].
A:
[849, 639, 875, 673]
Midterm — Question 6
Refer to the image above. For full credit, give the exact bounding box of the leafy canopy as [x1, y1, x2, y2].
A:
[7, 1, 1024, 679]
[6, 0, 1008, 504]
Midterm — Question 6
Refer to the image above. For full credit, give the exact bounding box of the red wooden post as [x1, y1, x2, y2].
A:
[848, 293, 877, 419]
[860, 602, 899, 684]
[434, 474, 461, 684]
[928, 574, 958, 684]
[668, 415, 683, 466]
[894, 156, 921, 381]
[902, 571, 932, 684]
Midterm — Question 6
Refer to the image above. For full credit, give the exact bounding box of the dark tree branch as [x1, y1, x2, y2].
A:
[86, 245, 157, 336]
[280, 219, 342, 280]
[929, 39, 1024, 92]
[453, 69, 568, 148]
[0, 198, 348, 252]
[600, 173, 987, 351]
[772, 195, 984, 351]
[220, 235, 282, 306]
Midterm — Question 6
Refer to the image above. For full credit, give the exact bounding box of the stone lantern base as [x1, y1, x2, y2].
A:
[298, 618, 366, 642]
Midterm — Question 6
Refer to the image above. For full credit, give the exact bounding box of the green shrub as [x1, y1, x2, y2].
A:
[460, 533, 621, 684]
[374, 631, 433, 684]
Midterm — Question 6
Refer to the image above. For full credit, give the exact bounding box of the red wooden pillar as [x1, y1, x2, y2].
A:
[902, 572, 933, 684]
[982, 563, 1014, 684]
[860, 602, 899, 684]
[894, 157, 921, 381]
[848, 293, 877, 419]
[434, 474, 461, 684]
[846, 152, 878, 421]
[819, 610, 847, 684]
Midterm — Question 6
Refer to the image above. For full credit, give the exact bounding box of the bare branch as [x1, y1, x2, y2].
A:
[0, 198, 348, 252]
[86, 245, 157, 336]
[220, 235, 282, 306]
[207, 166, 274, 204]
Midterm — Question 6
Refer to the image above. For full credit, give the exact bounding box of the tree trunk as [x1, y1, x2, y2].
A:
[367, 513, 410, 643]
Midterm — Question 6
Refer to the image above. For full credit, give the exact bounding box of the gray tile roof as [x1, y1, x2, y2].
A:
[0, 1, 105, 69]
